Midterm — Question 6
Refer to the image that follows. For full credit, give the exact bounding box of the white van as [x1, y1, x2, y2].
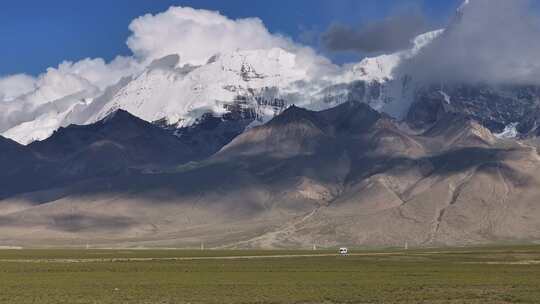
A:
[339, 247, 348, 255]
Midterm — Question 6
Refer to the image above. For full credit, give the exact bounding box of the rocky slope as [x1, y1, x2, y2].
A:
[3, 1, 540, 248]
[0, 136, 43, 199]
[0, 110, 210, 199]
[406, 84, 540, 136]
[1, 102, 540, 248]
[3, 0, 540, 149]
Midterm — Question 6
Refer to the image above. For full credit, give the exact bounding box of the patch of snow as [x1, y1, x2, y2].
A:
[3, 105, 76, 144]
[439, 90, 452, 104]
[409, 29, 445, 55]
[0, 89, 98, 144]
[495, 123, 519, 139]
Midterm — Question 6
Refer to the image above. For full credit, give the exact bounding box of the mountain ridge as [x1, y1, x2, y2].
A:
[2, 101, 540, 248]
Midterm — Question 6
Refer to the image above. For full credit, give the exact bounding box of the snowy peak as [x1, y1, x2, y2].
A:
[339, 28, 444, 84]
[410, 29, 445, 55]
[1, 29, 446, 145]
[347, 54, 401, 82]
[87, 47, 308, 129]
[215, 48, 304, 81]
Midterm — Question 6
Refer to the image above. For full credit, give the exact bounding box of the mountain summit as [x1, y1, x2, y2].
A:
[0, 28, 443, 145]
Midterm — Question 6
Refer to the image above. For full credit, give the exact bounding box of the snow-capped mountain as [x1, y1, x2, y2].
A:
[5, 99, 540, 248]
[324, 29, 444, 118]
[0, 27, 443, 145]
[0, 73, 100, 144]
[5, 0, 532, 145]
[88, 48, 308, 127]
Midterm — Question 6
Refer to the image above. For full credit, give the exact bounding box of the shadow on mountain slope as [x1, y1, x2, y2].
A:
[1, 102, 540, 247]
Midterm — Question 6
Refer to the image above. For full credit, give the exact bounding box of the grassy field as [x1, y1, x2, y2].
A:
[1, 246, 540, 303]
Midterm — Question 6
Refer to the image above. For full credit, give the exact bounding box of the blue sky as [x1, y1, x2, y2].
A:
[0, 0, 462, 76]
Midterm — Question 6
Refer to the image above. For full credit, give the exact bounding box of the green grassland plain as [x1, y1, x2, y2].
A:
[1, 246, 540, 304]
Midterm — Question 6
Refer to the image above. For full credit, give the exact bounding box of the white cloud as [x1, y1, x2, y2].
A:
[128, 6, 338, 77]
[399, 0, 540, 85]
[0, 68, 98, 133]
[1, 5, 337, 143]
[55, 56, 142, 91]
[1, 56, 141, 107]
[126, 6, 293, 65]
[29, 68, 96, 105]
[2, 6, 330, 107]
[0, 55, 143, 133]
[0, 74, 36, 102]
[0, 56, 140, 132]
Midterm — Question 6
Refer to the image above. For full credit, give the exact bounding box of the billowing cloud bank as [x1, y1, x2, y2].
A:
[0, 57, 141, 106]
[3, 1, 540, 106]
[127, 7, 292, 65]
[0, 6, 332, 106]
[3, 1, 540, 144]
[398, 0, 540, 85]
[0, 74, 36, 102]
[127, 6, 334, 77]
[0, 6, 334, 142]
